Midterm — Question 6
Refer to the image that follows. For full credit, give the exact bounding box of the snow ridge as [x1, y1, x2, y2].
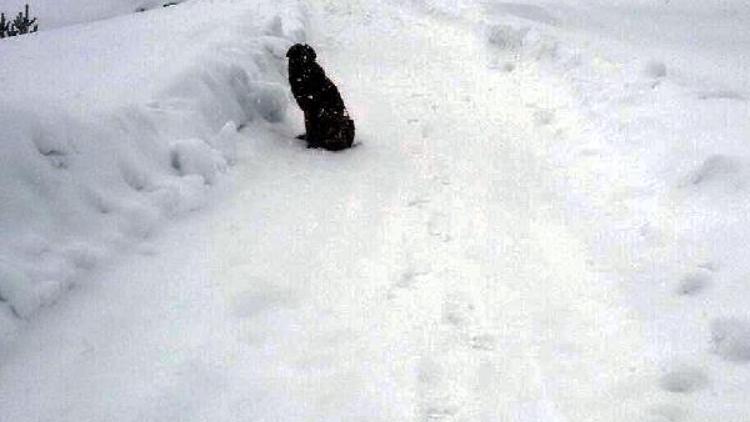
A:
[0, 0, 307, 339]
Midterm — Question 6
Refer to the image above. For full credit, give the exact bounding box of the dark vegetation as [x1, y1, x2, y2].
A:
[136, 2, 183, 13]
[0, 4, 38, 39]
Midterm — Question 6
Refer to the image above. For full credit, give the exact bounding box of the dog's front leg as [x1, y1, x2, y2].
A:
[304, 110, 321, 148]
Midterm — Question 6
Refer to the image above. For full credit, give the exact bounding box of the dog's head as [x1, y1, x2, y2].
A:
[286, 43, 317, 64]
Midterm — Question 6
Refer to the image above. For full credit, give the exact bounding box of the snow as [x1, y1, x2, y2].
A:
[0, 0, 186, 30]
[169, 138, 227, 185]
[0, 0, 306, 331]
[711, 318, 750, 363]
[2, 0, 750, 420]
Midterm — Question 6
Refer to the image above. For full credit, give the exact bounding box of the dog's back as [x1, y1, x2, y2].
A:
[289, 60, 326, 110]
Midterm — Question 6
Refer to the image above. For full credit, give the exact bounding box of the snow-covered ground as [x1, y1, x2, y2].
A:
[0, 0, 188, 29]
[2, 0, 750, 420]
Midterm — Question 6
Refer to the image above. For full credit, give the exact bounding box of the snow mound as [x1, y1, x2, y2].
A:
[256, 82, 291, 123]
[0, 0, 308, 338]
[170, 139, 227, 185]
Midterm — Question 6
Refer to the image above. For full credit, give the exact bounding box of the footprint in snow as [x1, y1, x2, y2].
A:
[407, 197, 431, 208]
[469, 333, 496, 351]
[489, 59, 516, 73]
[658, 366, 709, 394]
[416, 358, 461, 420]
[697, 90, 746, 101]
[230, 288, 294, 319]
[644, 60, 667, 79]
[684, 154, 743, 189]
[395, 268, 431, 289]
[675, 272, 712, 296]
[710, 317, 750, 363]
[442, 293, 475, 327]
[428, 213, 452, 242]
[697, 261, 719, 272]
[430, 174, 451, 186]
[422, 405, 458, 421]
[532, 109, 555, 126]
[417, 357, 443, 385]
[647, 403, 686, 422]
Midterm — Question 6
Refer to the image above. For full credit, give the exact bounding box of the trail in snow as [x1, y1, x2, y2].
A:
[0, 0, 710, 421]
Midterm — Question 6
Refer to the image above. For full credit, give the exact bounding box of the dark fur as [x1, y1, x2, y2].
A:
[286, 44, 355, 151]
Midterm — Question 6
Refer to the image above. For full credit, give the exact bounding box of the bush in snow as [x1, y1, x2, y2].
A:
[0, 12, 7, 37]
[0, 5, 38, 39]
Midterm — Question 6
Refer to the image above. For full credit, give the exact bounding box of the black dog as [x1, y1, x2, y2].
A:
[286, 44, 355, 151]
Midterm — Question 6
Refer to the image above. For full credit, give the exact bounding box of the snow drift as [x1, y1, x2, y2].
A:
[0, 0, 307, 338]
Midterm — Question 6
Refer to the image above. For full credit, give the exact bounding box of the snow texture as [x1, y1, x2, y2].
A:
[0, 0, 307, 332]
[2, 0, 750, 420]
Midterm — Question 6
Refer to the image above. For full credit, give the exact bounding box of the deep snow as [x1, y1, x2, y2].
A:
[0, 0, 305, 333]
[2, 0, 750, 420]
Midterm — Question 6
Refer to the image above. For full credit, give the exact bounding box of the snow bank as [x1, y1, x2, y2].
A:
[0, 0, 307, 338]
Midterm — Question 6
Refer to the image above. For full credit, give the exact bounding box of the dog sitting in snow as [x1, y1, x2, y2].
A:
[286, 43, 355, 151]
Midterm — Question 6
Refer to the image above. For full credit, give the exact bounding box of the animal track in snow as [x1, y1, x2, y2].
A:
[428, 213, 452, 242]
[487, 23, 529, 52]
[488, 60, 516, 73]
[644, 60, 667, 79]
[230, 287, 294, 319]
[407, 197, 431, 208]
[469, 333, 496, 351]
[697, 90, 746, 101]
[422, 405, 458, 421]
[675, 272, 711, 296]
[697, 261, 719, 272]
[395, 268, 431, 289]
[685, 154, 743, 188]
[417, 357, 443, 385]
[532, 109, 555, 126]
[416, 357, 461, 421]
[647, 403, 686, 422]
[710, 317, 750, 363]
[441, 294, 475, 327]
[658, 366, 708, 394]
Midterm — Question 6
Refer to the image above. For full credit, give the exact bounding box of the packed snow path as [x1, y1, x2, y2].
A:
[1, 1, 685, 420]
